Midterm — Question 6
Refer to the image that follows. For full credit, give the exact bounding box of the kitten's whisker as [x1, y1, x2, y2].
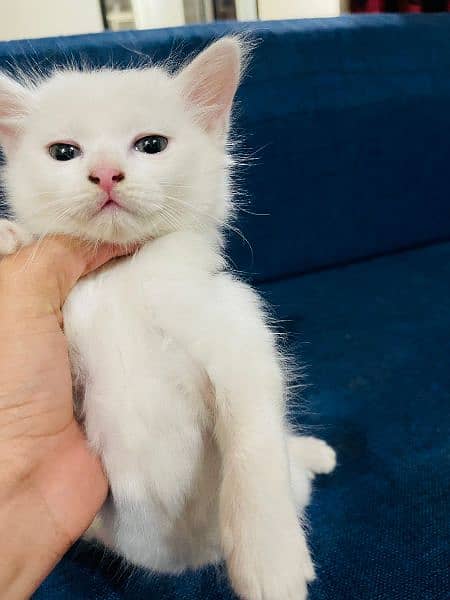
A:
[18, 199, 89, 273]
[164, 193, 253, 261]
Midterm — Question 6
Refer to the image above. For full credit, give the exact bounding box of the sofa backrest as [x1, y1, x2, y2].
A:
[1, 15, 449, 282]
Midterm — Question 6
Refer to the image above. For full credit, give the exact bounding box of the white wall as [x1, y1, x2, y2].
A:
[0, 0, 104, 41]
[258, 0, 341, 19]
[236, 0, 259, 20]
[131, 0, 185, 29]
[0, 0, 346, 43]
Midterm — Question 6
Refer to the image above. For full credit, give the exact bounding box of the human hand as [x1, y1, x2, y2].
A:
[0, 236, 133, 599]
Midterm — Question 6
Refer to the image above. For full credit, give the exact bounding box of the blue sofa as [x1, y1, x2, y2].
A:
[0, 14, 449, 600]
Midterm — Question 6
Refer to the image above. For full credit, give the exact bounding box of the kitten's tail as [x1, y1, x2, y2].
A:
[287, 434, 336, 512]
[288, 435, 337, 477]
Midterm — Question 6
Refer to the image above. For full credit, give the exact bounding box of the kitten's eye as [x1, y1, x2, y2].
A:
[134, 135, 168, 155]
[48, 143, 82, 161]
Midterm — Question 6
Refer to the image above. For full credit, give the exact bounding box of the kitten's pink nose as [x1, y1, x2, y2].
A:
[88, 167, 125, 193]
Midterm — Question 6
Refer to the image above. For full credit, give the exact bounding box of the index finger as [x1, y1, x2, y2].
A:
[0, 236, 137, 320]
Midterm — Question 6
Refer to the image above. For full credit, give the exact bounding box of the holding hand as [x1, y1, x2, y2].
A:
[0, 234, 132, 599]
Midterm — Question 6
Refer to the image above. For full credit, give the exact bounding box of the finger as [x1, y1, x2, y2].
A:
[0, 236, 138, 314]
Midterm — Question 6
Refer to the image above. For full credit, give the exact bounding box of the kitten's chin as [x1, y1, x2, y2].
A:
[52, 221, 147, 245]
[28, 208, 172, 245]
[84, 227, 146, 245]
[79, 209, 180, 244]
[76, 211, 150, 245]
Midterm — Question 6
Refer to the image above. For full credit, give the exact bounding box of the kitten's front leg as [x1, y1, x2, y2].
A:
[0, 219, 32, 256]
[200, 279, 315, 600]
[217, 408, 315, 600]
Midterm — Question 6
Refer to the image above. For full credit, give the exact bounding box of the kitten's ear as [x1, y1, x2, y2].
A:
[0, 73, 32, 151]
[177, 36, 246, 138]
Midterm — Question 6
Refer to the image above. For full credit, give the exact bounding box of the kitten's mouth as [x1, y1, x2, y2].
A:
[97, 193, 128, 214]
[101, 199, 120, 210]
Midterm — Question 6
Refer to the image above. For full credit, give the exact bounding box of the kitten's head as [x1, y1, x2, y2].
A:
[0, 37, 246, 243]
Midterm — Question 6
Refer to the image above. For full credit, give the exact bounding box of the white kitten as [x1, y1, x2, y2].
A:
[0, 38, 335, 600]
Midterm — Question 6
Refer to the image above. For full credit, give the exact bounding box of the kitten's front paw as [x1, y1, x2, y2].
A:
[0, 219, 32, 256]
[225, 518, 314, 600]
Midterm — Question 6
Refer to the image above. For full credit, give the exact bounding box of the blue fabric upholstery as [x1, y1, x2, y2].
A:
[0, 14, 448, 600]
[1, 15, 450, 282]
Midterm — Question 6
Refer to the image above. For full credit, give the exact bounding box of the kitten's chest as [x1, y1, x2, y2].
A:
[62, 237, 220, 438]
[65, 248, 202, 341]
[64, 252, 213, 460]
[66, 235, 216, 330]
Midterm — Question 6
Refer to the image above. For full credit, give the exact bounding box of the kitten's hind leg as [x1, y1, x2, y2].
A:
[0, 219, 32, 256]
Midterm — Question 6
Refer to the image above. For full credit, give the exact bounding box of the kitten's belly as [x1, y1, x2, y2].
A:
[63, 259, 222, 572]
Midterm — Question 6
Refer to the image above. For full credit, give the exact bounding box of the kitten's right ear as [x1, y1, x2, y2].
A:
[0, 73, 32, 151]
[176, 36, 246, 139]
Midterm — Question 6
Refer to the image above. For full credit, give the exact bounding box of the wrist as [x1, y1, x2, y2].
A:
[0, 427, 107, 599]
[0, 477, 72, 600]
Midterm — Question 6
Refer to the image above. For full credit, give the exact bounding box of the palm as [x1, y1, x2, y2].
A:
[0, 297, 107, 545]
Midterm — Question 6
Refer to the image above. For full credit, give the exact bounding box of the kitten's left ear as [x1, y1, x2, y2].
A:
[177, 36, 247, 139]
[0, 73, 32, 152]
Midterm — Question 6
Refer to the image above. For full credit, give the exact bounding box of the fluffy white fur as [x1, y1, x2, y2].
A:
[0, 38, 335, 600]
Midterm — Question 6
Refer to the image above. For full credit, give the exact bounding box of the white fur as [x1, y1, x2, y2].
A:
[0, 38, 335, 600]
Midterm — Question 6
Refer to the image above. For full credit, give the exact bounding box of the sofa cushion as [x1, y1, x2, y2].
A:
[259, 240, 450, 600]
[33, 240, 450, 600]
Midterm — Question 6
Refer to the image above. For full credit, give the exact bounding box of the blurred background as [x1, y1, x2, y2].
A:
[0, 0, 449, 41]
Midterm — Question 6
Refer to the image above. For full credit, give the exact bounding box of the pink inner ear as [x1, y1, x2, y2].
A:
[188, 66, 238, 125]
[0, 77, 30, 146]
[0, 116, 20, 140]
[180, 39, 242, 134]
